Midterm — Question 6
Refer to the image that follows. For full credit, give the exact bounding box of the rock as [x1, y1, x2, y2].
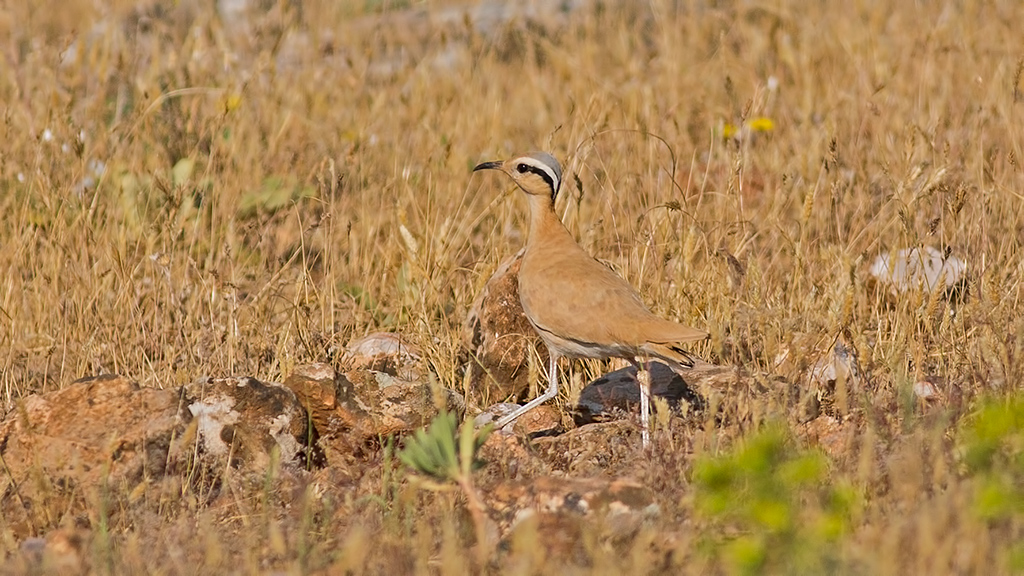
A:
[282, 363, 457, 446]
[462, 250, 547, 405]
[341, 332, 424, 380]
[575, 361, 704, 425]
[488, 476, 660, 557]
[340, 370, 451, 437]
[475, 403, 562, 437]
[807, 340, 862, 391]
[0, 375, 189, 536]
[913, 376, 946, 403]
[513, 404, 562, 437]
[284, 363, 350, 441]
[474, 402, 518, 428]
[186, 376, 317, 472]
[796, 415, 857, 461]
[868, 246, 967, 296]
[4, 527, 90, 574]
[493, 476, 660, 522]
[532, 421, 641, 476]
[774, 334, 862, 418]
[913, 380, 938, 400]
[477, 431, 545, 481]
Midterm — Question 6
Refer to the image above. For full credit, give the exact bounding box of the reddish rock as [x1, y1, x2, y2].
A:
[283, 363, 458, 447]
[0, 375, 190, 536]
[186, 376, 317, 472]
[533, 420, 642, 475]
[3, 526, 90, 575]
[489, 476, 659, 521]
[488, 476, 660, 559]
[476, 403, 562, 437]
[284, 363, 347, 440]
[339, 370, 445, 437]
[513, 404, 562, 437]
[462, 250, 547, 405]
[796, 415, 857, 461]
[477, 432, 545, 481]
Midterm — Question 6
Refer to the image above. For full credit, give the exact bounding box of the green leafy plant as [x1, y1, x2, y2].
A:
[399, 412, 493, 564]
[398, 411, 491, 482]
[958, 395, 1024, 570]
[693, 425, 858, 575]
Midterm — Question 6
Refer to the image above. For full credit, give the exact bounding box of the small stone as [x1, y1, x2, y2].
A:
[18, 538, 47, 561]
[6, 527, 89, 574]
[913, 377, 942, 402]
[341, 332, 423, 379]
[474, 402, 520, 430]
[283, 363, 461, 448]
[532, 420, 639, 476]
[513, 404, 561, 437]
[478, 431, 542, 480]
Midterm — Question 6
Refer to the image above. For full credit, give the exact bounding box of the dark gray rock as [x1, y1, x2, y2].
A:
[575, 361, 704, 425]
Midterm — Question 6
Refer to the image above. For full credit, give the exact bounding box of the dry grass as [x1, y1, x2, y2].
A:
[2, 0, 1024, 573]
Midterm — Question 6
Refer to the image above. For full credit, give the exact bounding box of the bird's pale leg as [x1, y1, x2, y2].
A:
[626, 356, 651, 446]
[634, 360, 651, 446]
[495, 351, 560, 429]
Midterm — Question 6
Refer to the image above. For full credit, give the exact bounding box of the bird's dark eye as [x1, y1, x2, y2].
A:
[516, 163, 529, 173]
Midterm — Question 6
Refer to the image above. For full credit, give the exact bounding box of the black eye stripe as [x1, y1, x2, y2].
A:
[518, 164, 556, 194]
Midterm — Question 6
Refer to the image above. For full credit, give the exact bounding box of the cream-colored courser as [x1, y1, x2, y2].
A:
[473, 152, 708, 446]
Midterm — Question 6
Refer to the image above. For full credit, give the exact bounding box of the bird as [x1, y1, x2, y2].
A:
[473, 151, 708, 446]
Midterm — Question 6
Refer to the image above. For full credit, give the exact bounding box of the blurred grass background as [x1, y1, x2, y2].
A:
[1, 0, 1023, 572]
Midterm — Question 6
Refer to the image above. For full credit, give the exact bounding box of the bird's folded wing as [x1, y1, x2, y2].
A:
[520, 249, 705, 349]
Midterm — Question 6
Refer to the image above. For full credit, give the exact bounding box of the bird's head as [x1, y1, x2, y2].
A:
[473, 152, 562, 202]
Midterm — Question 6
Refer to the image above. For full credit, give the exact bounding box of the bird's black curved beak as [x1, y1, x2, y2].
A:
[473, 160, 502, 172]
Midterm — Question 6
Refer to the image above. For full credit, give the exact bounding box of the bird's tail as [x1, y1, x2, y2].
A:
[639, 341, 703, 370]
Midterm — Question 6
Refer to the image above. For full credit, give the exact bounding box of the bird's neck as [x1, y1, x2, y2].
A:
[526, 194, 572, 250]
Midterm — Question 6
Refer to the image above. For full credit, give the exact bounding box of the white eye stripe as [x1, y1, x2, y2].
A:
[515, 157, 560, 193]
